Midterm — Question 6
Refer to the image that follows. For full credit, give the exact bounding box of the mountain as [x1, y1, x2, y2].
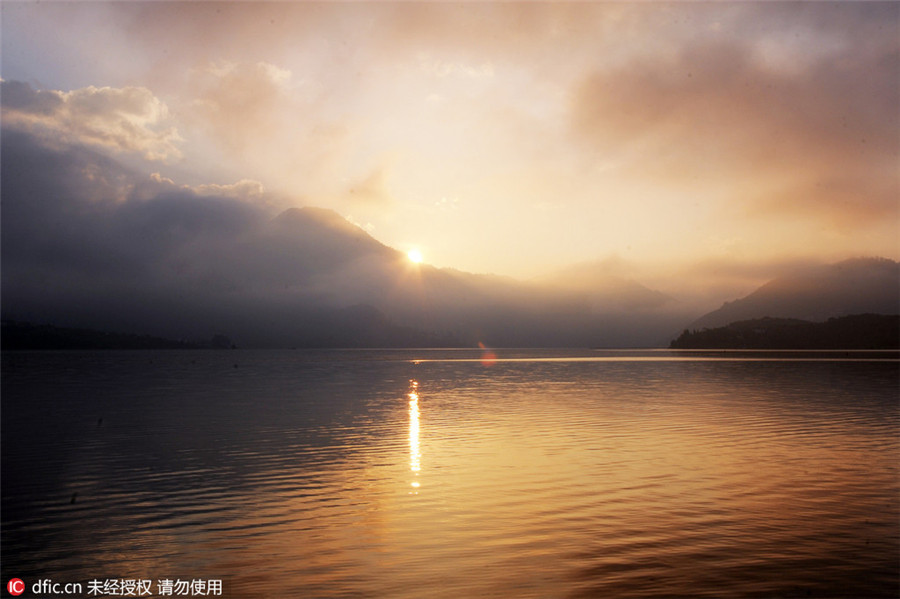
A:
[687, 258, 900, 331]
[535, 260, 677, 313]
[1, 125, 687, 348]
[15, 122, 892, 349]
[1, 320, 204, 350]
[670, 314, 900, 349]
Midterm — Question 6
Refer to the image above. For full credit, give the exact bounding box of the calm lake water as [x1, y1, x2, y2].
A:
[2, 349, 898, 598]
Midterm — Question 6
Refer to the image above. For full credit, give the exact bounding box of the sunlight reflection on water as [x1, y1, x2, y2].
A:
[409, 379, 421, 493]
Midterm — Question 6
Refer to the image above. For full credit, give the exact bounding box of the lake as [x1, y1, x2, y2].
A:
[2, 349, 898, 598]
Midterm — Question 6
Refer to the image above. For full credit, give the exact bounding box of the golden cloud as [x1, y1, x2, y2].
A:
[569, 37, 898, 226]
[1, 80, 182, 161]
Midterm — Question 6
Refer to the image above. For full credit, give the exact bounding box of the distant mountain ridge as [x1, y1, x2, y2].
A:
[688, 258, 900, 331]
[4, 125, 898, 349]
[1, 320, 205, 350]
[2, 123, 695, 348]
[535, 260, 676, 313]
[670, 314, 900, 349]
[1, 307, 460, 350]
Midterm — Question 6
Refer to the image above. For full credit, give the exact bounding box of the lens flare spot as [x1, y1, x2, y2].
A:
[478, 342, 497, 367]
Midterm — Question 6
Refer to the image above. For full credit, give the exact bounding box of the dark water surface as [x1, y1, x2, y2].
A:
[2, 349, 898, 598]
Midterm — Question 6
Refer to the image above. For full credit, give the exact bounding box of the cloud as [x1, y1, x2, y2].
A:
[346, 164, 394, 207]
[0, 124, 398, 341]
[0, 80, 182, 161]
[3, 3, 896, 280]
[9, 116, 876, 347]
[0, 126, 260, 282]
[188, 61, 296, 154]
[178, 59, 362, 199]
[145, 173, 268, 204]
[569, 25, 899, 227]
[416, 54, 494, 79]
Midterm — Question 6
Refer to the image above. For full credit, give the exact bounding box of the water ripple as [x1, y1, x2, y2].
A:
[2, 350, 897, 597]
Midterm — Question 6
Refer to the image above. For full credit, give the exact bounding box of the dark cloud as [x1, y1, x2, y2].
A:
[0, 123, 313, 340]
[1, 126, 261, 284]
[0, 79, 64, 114]
[2, 120, 494, 345]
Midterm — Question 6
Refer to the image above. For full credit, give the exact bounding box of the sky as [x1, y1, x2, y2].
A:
[2, 1, 898, 287]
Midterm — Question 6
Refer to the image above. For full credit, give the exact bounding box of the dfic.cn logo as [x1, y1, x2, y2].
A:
[7, 579, 24, 596]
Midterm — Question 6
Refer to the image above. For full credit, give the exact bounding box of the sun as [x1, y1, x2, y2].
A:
[407, 248, 423, 264]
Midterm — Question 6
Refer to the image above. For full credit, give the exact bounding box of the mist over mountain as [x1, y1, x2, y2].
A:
[687, 258, 900, 331]
[1, 125, 696, 348]
[534, 259, 677, 313]
[4, 124, 897, 349]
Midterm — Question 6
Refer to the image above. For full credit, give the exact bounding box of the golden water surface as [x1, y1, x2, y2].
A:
[2, 349, 898, 598]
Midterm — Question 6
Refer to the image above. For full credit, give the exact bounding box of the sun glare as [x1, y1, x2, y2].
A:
[407, 248, 423, 264]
